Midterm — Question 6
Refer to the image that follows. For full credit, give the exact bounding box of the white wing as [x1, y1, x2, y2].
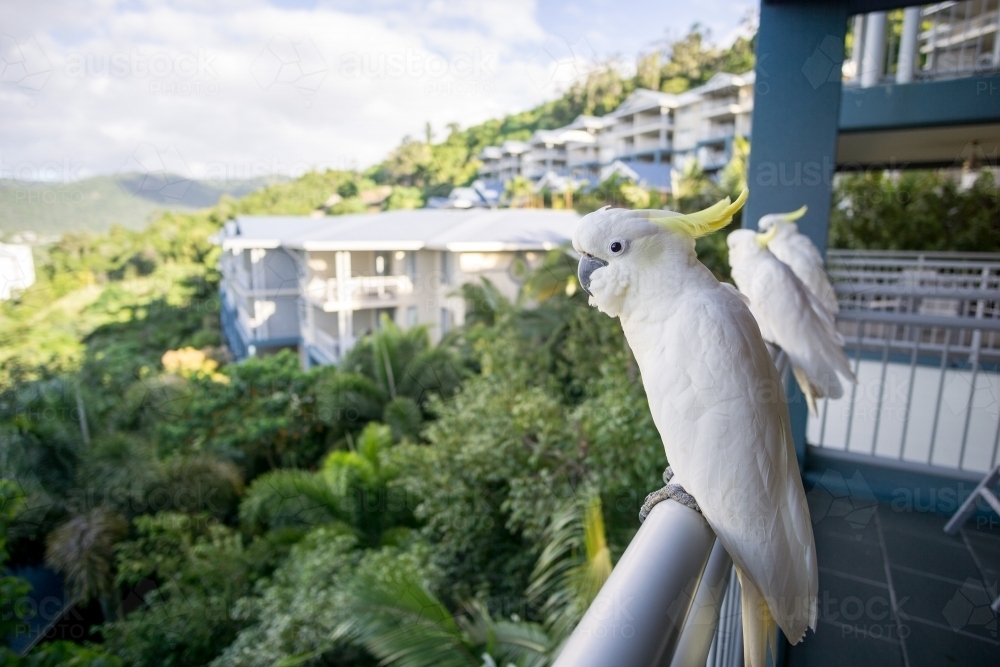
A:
[624, 280, 818, 644]
[732, 251, 855, 412]
[769, 232, 839, 314]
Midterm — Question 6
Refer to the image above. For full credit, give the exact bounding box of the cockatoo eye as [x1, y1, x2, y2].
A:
[608, 239, 627, 256]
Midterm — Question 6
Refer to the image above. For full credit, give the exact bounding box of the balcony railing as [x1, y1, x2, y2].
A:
[809, 250, 1000, 474]
[311, 326, 348, 363]
[846, 2, 1000, 86]
[306, 275, 413, 308]
[699, 98, 742, 117]
[613, 117, 671, 137]
[552, 500, 742, 667]
[618, 138, 671, 155]
[702, 125, 736, 143]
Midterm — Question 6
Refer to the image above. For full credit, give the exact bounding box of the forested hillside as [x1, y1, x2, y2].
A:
[368, 27, 755, 199]
[0, 175, 280, 236]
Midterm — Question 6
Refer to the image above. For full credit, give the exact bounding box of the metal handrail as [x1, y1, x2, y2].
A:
[552, 500, 723, 667]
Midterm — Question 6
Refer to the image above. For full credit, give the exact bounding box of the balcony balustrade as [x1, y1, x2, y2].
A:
[810, 250, 1000, 474]
[306, 275, 414, 309]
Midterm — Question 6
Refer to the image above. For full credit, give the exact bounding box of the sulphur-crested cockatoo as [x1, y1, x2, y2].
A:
[757, 206, 839, 314]
[728, 228, 856, 416]
[574, 191, 817, 667]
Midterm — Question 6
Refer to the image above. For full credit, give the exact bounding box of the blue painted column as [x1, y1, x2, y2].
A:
[745, 2, 849, 466]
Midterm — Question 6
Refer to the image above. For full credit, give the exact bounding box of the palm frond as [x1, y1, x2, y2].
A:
[45, 507, 128, 603]
[526, 495, 613, 645]
[239, 469, 346, 533]
[382, 397, 423, 441]
[350, 570, 478, 667]
[315, 372, 386, 427]
[460, 602, 551, 667]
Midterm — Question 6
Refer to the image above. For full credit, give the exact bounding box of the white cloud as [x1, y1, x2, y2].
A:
[0, 0, 555, 182]
[0, 0, 754, 183]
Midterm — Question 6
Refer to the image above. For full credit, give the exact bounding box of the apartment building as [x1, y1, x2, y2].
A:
[479, 71, 755, 191]
[215, 209, 580, 366]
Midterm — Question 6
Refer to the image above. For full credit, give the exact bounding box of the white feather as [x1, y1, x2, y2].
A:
[573, 208, 819, 667]
[766, 223, 839, 314]
[728, 230, 856, 416]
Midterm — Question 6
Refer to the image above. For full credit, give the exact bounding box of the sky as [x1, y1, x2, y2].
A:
[0, 0, 756, 183]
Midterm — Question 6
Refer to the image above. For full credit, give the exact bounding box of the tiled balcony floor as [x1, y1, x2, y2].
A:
[787, 498, 999, 667]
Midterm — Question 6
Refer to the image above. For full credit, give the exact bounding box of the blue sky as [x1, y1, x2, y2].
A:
[1, 0, 756, 182]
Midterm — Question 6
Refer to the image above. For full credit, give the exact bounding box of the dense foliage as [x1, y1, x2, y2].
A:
[829, 170, 1000, 252]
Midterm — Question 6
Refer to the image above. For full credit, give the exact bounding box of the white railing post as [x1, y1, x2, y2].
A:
[861, 12, 887, 87]
[897, 6, 921, 84]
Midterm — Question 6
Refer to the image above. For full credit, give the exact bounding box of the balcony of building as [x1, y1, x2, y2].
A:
[699, 96, 743, 119]
[302, 250, 416, 313]
[304, 274, 414, 311]
[613, 113, 673, 138]
[616, 134, 671, 158]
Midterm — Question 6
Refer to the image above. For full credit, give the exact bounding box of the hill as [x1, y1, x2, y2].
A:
[0, 173, 282, 236]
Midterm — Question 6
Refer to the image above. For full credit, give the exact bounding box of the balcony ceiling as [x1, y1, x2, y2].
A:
[836, 74, 1000, 169]
[837, 122, 1000, 169]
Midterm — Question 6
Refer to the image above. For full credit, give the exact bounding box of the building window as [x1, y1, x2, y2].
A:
[440, 307, 451, 334]
[440, 252, 453, 285]
[375, 251, 391, 275]
[407, 305, 418, 326]
[406, 252, 417, 282]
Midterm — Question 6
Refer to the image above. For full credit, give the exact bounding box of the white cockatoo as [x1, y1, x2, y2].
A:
[574, 191, 817, 667]
[727, 228, 856, 416]
[757, 206, 839, 314]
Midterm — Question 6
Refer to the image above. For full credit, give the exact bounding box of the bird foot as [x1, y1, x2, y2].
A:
[639, 466, 702, 522]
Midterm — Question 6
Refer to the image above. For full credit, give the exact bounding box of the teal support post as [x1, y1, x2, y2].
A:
[745, 1, 849, 468]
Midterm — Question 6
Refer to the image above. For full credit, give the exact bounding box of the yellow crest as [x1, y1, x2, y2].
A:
[650, 189, 749, 238]
[782, 204, 808, 221]
[756, 224, 778, 247]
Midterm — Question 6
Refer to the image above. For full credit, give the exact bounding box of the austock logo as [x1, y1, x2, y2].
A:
[250, 35, 328, 100]
[0, 35, 52, 95]
[806, 468, 878, 529]
[942, 577, 999, 637]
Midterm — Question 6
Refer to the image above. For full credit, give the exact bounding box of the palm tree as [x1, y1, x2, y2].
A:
[526, 495, 613, 648]
[239, 423, 403, 543]
[319, 319, 464, 442]
[350, 569, 551, 667]
[45, 506, 129, 621]
[504, 176, 535, 208]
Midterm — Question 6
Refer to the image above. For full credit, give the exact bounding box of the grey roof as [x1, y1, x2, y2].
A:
[226, 209, 580, 252]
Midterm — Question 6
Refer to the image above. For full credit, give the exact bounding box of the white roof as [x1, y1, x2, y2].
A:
[225, 209, 580, 253]
[613, 88, 680, 115]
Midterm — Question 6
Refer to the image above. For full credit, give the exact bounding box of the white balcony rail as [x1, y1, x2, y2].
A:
[312, 327, 345, 363]
[614, 117, 671, 137]
[620, 138, 671, 155]
[306, 275, 413, 306]
[552, 500, 741, 667]
[703, 125, 737, 141]
[700, 98, 742, 117]
[809, 250, 1000, 474]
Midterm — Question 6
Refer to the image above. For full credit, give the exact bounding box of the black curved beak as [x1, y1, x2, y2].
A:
[577, 254, 608, 297]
